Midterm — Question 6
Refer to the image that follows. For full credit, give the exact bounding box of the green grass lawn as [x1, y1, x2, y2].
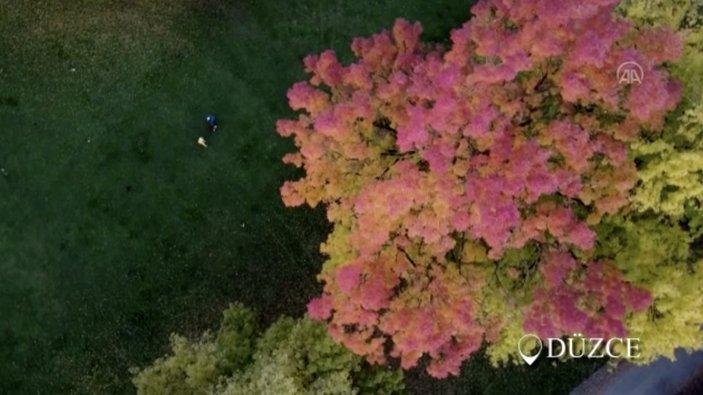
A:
[0, 1, 600, 393]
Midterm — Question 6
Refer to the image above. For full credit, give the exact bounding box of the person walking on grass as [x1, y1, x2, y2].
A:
[206, 114, 218, 132]
[198, 114, 218, 148]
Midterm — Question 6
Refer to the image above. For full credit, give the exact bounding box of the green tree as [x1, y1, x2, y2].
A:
[131, 304, 404, 395]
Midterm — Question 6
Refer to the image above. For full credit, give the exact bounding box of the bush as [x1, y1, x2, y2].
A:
[277, 0, 700, 378]
[131, 304, 405, 395]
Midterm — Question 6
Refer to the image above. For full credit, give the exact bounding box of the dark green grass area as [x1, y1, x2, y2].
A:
[0, 0, 599, 394]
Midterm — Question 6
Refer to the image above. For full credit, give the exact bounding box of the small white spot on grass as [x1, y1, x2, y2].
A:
[197, 137, 207, 148]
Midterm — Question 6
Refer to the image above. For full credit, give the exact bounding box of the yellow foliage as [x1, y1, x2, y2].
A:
[461, 239, 489, 264]
[626, 263, 703, 362]
[620, 0, 703, 218]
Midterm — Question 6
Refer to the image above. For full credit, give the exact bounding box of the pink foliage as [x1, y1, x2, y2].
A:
[286, 0, 679, 378]
[524, 251, 652, 339]
[336, 264, 363, 293]
[307, 295, 334, 321]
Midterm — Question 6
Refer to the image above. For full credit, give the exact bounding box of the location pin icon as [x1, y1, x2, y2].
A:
[518, 334, 543, 366]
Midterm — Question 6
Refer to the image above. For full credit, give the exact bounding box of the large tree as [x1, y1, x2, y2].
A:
[278, 0, 702, 378]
